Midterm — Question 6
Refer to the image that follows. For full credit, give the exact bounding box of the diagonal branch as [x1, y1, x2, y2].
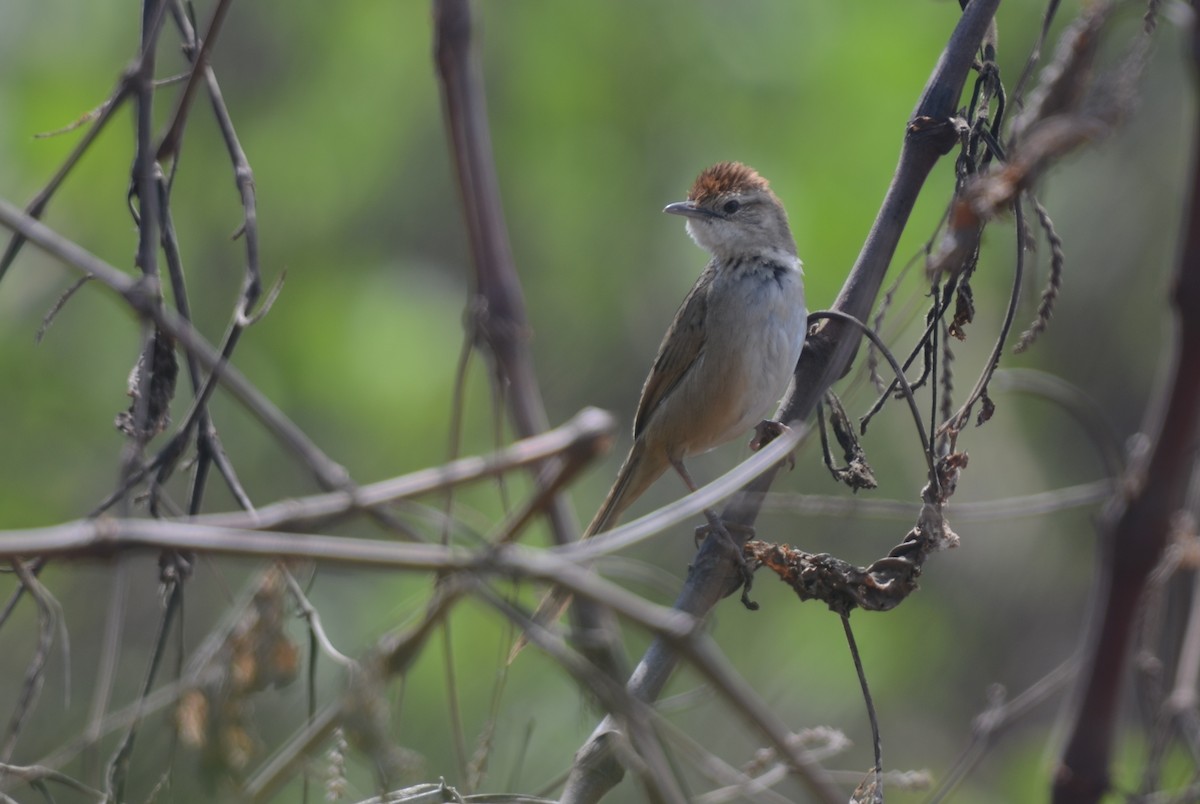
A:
[0, 198, 351, 492]
[559, 2, 1003, 802]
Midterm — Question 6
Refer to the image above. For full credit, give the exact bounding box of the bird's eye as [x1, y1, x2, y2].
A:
[722, 199, 741, 215]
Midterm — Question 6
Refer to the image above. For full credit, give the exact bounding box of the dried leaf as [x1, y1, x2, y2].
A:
[115, 327, 178, 439]
[976, 393, 996, 426]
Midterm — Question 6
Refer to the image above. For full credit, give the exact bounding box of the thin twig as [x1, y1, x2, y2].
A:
[281, 566, 354, 667]
[0, 561, 64, 764]
[860, 279, 958, 435]
[939, 195, 1028, 445]
[0, 81, 131, 282]
[34, 274, 93, 344]
[192, 407, 614, 533]
[155, 0, 234, 163]
[810, 310, 937, 487]
[82, 560, 130, 751]
[1012, 0, 1064, 105]
[104, 576, 184, 800]
[0, 763, 104, 800]
[842, 615, 882, 803]
[931, 656, 1077, 803]
[762, 479, 1112, 522]
[1013, 197, 1065, 353]
[0, 197, 353, 492]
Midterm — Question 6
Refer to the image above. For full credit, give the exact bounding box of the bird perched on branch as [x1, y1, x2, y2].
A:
[586, 161, 807, 534]
[513, 161, 807, 659]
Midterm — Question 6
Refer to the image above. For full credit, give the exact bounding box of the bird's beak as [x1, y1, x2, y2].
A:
[663, 201, 717, 219]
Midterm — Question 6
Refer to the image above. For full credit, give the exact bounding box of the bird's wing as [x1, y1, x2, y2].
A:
[632, 264, 714, 439]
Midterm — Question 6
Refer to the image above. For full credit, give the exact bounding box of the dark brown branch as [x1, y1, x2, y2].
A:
[119, 0, 172, 465]
[432, 0, 566, 498]
[432, 0, 626, 681]
[1052, 9, 1200, 800]
[155, 0, 234, 163]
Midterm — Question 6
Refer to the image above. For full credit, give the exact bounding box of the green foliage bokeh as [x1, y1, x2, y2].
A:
[0, 1, 1193, 801]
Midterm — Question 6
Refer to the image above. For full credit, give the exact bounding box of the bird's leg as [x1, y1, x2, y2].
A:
[750, 419, 795, 470]
[670, 458, 758, 610]
[670, 458, 726, 538]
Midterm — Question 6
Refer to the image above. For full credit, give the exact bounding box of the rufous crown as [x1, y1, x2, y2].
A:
[687, 162, 772, 204]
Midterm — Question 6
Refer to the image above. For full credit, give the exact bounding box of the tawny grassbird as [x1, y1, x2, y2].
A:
[585, 161, 806, 535]
[516, 162, 806, 657]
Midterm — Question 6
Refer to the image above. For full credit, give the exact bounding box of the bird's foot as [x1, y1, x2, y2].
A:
[750, 419, 795, 470]
[695, 519, 759, 610]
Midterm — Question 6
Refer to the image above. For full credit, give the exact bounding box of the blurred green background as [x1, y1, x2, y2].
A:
[0, 1, 1194, 801]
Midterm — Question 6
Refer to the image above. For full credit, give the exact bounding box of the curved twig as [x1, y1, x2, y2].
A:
[842, 614, 883, 800]
[939, 195, 1028, 445]
[809, 310, 936, 488]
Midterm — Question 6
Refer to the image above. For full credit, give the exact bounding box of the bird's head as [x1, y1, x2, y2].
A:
[664, 162, 796, 262]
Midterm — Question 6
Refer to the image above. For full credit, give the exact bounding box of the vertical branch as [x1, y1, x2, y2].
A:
[87, 1, 172, 793]
[431, 0, 627, 678]
[1052, 9, 1200, 800]
[131, 0, 164, 289]
[432, 0, 546, 442]
[121, 0, 172, 465]
[156, 0, 261, 516]
[431, 0, 573, 529]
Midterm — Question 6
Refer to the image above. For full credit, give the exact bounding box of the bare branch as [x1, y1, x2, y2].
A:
[0, 561, 65, 764]
[1053, 7, 1200, 798]
[0, 197, 352, 491]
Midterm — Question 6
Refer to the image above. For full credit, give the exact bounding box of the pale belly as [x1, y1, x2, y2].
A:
[650, 263, 806, 460]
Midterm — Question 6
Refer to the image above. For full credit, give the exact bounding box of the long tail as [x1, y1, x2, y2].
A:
[508, 442, 668, 663]
[581, 440, 668, 538]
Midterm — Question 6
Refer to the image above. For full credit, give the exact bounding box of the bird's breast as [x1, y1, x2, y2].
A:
[681, 258, 806, 456]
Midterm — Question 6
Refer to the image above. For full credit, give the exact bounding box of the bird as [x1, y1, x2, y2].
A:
[513, 161, 807, 659]
[585, 161, 807, 536]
